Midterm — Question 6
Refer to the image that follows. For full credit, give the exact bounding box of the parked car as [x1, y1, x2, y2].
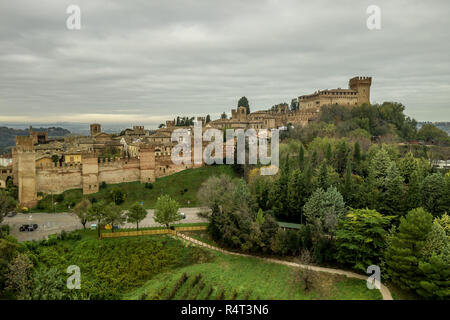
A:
[180, 212, 186, 219]
[19, 224, 38, 232]
[6, 211, 17, 217]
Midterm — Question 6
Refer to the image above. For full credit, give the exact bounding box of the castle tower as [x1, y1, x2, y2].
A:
[90, 123, 101, 136]
[233, 106, 248, 122]
[15, 136, 37, 208]
[349, 76, 372, 105]
[82, 153, 99, 194]
[139, 146, 155, 183]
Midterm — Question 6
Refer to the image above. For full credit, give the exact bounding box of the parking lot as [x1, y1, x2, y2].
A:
[1, 207, 210, 242]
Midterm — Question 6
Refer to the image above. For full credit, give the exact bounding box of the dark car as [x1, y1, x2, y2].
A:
[6, 211, 17, 218]
[19, 224, 38, 232]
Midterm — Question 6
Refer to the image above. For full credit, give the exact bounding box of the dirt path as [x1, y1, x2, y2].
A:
[176, 233, 393, 300]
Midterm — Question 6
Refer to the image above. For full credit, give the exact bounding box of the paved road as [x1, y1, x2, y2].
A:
[1, 207, 210, 242]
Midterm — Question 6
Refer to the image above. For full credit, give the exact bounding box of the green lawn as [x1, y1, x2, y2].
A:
[124, 251, 383, 300]
[34, 165, 236, 212]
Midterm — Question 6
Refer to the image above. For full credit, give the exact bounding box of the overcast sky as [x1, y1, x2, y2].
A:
[0, 0, 449, 128]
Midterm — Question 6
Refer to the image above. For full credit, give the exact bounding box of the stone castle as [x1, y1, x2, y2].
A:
[6, 76, 371, 207]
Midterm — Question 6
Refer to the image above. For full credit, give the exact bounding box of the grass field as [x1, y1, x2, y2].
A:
[35, 165, 236, 212]
[124, 251, 382, 300]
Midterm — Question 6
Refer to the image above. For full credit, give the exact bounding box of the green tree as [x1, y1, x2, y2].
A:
[420, 173, 446, 216]
[238, 96, 250, 114]
[104, 203, 126, 232]
[336, 209, 392, 272]
[385, 208, 433, 293]
[353, 141, 361, 163]
[87, 201, 108, 238]
[325, 144, 332, 162]
[334, 141, 349, 175]
[31, 267, 65, 300]
[379, 162, 405, 216]
[5, 253, 33, 299]
[415, 219, 450, 299]
[405, 169, 421, 211]
[341, 159, 353, 203]
[398, 152, 417, 184]
[197, 175, 235, 214]
[109, 187, 126, 205]
[71, 198, 91, 229]
[0, 190, 16, 224]
[256, 208, 265, 225]
[370, 148, 393, 189]
[250, 176, 271, 211]
[303, 186, 346, 237]
[287, 169, 304, 221]
[127, 203, 147, 230]
[317, 160, 330, 190]
[298, 144, 305, 170]
[51, 154, 59, 165]
[417, 123, 449, 145]
[154, 195, 181, 228]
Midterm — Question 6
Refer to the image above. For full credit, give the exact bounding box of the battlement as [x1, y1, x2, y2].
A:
[349, 76, 372, 87]
[15, 136, 35, 152]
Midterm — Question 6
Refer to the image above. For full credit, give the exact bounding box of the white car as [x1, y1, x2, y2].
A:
[180, 212, 186, 219]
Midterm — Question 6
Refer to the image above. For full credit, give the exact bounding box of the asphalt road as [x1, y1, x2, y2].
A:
[1, 207, 210, 242]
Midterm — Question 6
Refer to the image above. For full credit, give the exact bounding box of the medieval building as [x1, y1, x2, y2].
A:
[10, 76, 372, 207]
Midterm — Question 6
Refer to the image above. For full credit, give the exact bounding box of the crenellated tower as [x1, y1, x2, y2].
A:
[349, 76, 372, 105]
[15, 136, 37, 208]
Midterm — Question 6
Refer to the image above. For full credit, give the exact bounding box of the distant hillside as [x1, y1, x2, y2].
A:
[0, 127, 71, 153]
[418, 122, 450, 135]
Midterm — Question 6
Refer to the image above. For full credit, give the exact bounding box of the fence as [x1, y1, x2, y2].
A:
[100, 225, 207, 239]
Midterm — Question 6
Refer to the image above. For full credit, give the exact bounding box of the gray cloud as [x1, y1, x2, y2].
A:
[0, 0, 449, 128]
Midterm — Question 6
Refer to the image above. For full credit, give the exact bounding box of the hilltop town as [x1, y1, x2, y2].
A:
[0, 76, 373, 208]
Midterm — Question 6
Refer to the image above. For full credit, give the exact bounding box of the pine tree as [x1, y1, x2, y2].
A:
[317, 160, 330, 190]
[341, 158, 353, 204]
[380, 162, 405, 216]
[420, 173, 446, 217]
[238, 96, 250, 114]
[335, 141, 349, 175]
[311, 150, 318, 168]
[298, 144, 305, 170]
[417, 220, 450, 299]
[385, 208, 433, 292]
[353, 141, 361, 163]
[405, 169, 421, 211]
[326, 144, 332, 162]
[287, 169, 303, 221]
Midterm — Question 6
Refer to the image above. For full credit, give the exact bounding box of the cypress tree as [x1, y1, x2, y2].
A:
[317, 160, 330, 190]
[298, 144, 305, 170]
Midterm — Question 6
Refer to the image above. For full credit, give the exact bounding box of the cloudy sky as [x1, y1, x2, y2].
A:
[0, 0, 449, 128]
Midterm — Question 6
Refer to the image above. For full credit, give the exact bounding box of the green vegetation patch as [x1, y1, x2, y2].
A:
[125, 252, 382, 300]
[35, 165, 236, 212]
[24, 233, 214, 299]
